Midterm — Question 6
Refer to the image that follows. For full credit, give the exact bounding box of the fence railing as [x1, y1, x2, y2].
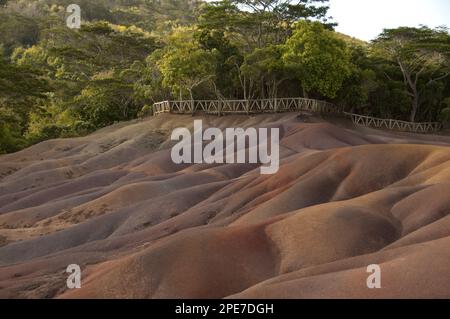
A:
[152, 98, 443, 134]
[344, 112, 442, 133]
[153, 101, 171, 115]
[153, 98, 339, 116]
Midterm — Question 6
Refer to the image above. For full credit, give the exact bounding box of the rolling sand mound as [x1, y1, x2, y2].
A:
[0, 113, 449, 299]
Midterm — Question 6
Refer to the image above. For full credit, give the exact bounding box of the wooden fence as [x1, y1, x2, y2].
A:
[153, 101, 171, 115]
[344, 112, 442, 133]
[153, 98, 339, 116]
[153, 98, 443, 134]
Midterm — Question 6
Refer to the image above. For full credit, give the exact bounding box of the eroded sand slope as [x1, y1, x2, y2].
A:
[0, 113, 449, 298]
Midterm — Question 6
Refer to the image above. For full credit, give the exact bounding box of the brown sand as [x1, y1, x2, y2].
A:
[0, 113, 449, 299]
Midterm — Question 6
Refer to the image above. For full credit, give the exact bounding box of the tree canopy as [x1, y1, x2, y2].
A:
[284, 21, 351, 98]
[155, 27, 218, 101]
[373, 26, 450, 122]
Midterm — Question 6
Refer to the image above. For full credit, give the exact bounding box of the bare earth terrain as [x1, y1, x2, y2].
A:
[0, 113, 449, 299]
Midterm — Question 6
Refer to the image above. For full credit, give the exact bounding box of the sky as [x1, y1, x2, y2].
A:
[328, 0, 450, 41]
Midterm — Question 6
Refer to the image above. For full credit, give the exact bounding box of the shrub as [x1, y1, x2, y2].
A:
[138, 104, 153, 118]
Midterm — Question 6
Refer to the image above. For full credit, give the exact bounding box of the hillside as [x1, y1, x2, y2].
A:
[0, 113, 449, 298]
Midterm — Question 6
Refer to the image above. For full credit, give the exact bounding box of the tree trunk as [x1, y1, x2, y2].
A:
[189, 89, 195, 115]
[302, 86, 309, 99]
[261, 80, 265, 99]
[410, 90, 419, 122]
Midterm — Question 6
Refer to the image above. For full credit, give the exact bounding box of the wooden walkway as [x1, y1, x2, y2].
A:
[152, 98, 442, 134]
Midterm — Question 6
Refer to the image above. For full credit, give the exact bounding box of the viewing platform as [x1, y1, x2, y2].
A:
[153, 98, 443, 134]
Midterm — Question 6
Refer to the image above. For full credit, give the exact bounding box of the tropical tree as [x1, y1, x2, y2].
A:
[0, 49, 49, 153]
[283, 21, 351, 98]
[0, 12, 40, 54]
[373, 26, 450, 122]
[196, 29, 241, 99]
[241, 45, 288, 99]
[155, 28, 218, 102]
[335, 43, 379, 113]
[198, 0, 333, 50]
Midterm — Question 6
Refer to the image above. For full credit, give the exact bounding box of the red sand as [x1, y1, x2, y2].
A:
[0, 113, 449, 298]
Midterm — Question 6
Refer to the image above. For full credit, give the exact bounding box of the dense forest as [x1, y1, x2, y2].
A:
[1, 0, 450, 154]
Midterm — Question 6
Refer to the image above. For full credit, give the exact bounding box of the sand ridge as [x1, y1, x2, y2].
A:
[0, 113, 449, 298]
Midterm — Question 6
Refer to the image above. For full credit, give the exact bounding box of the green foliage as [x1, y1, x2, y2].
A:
[336, 44, 377, 111]
[198, 0, 334, 49]
[138, 104, 153, 118]
[441, 108, 450, 122]
[0, 109, 28, 154]
[373, 26, 450, 122]
[134, 53, 172, 104]
[196, 29, 241, 98]
[283, 21, 351, 98]
[241, 45, 287, 99]
[0, 48, 50, 153]
[155, 27, 218, 100]
[0, 2, 164, 153]
[74, 76, 139, 127]
[0, 13, 39, 54]
[440, 98, 450, 122]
